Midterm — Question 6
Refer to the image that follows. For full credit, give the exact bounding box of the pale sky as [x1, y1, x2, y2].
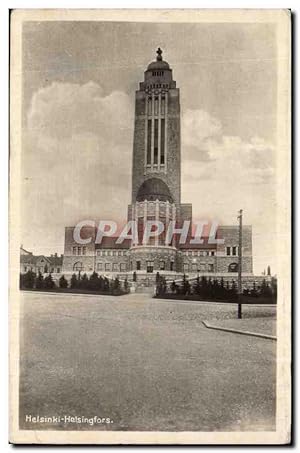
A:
[21, 21, 278, 274]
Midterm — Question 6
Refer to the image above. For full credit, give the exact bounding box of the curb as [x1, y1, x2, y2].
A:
[202, 321, 277, 341]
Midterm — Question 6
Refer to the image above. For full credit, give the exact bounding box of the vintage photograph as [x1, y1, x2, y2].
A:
[9, 9, 291, 444]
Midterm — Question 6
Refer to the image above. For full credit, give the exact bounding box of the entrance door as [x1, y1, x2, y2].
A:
[147, 261, 154, 273]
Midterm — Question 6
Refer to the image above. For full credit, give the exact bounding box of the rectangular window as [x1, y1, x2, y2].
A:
[160, 118, 165, 164]
[192, 263, 198, 272]
[107, 251, 111, 256]
[136, 261, 141, 271]
[160, 260, 165, 270]
[232, 246, 237, 256]
[24, 266, 27, 272]
[96, 250, 100, 256]
[118, 251, 122, 256]
[226, 247, 231, 256]
[77, 247, 81, 255]
[188, 251, 193, 257]
[97, 263, 103, 271]
[161, 96, 165, 115]
[72, 246, 77, 255]
[183, 263, 189, 273]
[105, 263, 111, 272]
[112, 251, 117, 256]
[51, 268, 54, 273]
[120, 263, 126, 272]
[57, 268, 60, 273]
[82, 246, 86, 255]
[211, 251, 215, 256]
[102, 251, 106, 257]
[208, 264, 214, 272]
[154, 97, 158, 115]
[113, 263, 118, 272]
[147, 119, 152, 164]
[154, 119, 158, 164]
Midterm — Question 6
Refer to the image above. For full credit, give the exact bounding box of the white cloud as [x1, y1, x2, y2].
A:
[181, 108, 277, 274]
[22, 81, 134, 252]
[181, 108, 275, 183]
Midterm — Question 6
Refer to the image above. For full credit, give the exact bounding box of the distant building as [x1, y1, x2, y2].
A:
[20, 248, 63, 274]
[62, 49, 253, 280]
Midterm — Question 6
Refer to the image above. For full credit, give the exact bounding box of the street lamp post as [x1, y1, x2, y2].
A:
[237, 209, 243, 319]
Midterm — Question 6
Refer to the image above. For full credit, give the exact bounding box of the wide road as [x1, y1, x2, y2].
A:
[19, 291, 276, 431]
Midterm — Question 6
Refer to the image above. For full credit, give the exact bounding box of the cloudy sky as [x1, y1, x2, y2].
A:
[21, 20, 277, 274]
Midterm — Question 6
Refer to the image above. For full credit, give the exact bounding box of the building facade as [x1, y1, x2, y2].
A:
[62, 49, 253, 279]
[20, 247, 63, 274]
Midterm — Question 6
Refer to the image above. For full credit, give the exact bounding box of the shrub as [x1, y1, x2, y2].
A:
[20, 270, 35, 289]
[35, 271, 44, 289]
[124, 278, 129, 293]
[171, 280, 177, 293]
[88, 272, 99, 291]
[70, 273, 78, 289]
[259, 279, 273, 298]
[59, 275, 68, 289]
[44, 273, 55, 289]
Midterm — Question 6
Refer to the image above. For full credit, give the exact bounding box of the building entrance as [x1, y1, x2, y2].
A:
[147, 261, 154, 273]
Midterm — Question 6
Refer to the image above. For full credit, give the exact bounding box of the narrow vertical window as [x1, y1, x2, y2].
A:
[154, 97, 158, 115]
[148, 96, 152, 114]
[147, 119, 152, 164]
[160, 118, 165, 164]
[154, 119, 158, 164]
[161, 96, 165, 115]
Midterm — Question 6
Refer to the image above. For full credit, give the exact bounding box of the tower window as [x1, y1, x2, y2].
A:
[161, 96, 165, 115]
[154, 119, 158, 164]
[154, 97, 158, 115]
[147, 119, 152, 164]
[161, 118, 165, 164]
[148, 96, 152, 113]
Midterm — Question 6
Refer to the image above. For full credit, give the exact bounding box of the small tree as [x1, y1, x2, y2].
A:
[260, 279, 273, 298]
[79, 273, 89, 289]
[35, 271, 44, 289]
[182, 274, 191, 296]
[21, 270, 36, 289]
[271, 277, 277, 301]
[193, 276, 201, 295]
[44, 273, 55, 289]
[59, 275, 68, 289]
[231, 280, 238, 299]
[104, 277, 110, 292]
[88, 272, 99, 291]
[98, 275, 104, 291]
[70, 273, 78, 289]
[124, 278, 129, 293]
[250, 281, 258, 297]
[113, 277, 120, 292]
[171, 280, 177, 293]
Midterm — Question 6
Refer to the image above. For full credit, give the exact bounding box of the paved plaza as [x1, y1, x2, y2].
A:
[19, 292, 276, 431]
